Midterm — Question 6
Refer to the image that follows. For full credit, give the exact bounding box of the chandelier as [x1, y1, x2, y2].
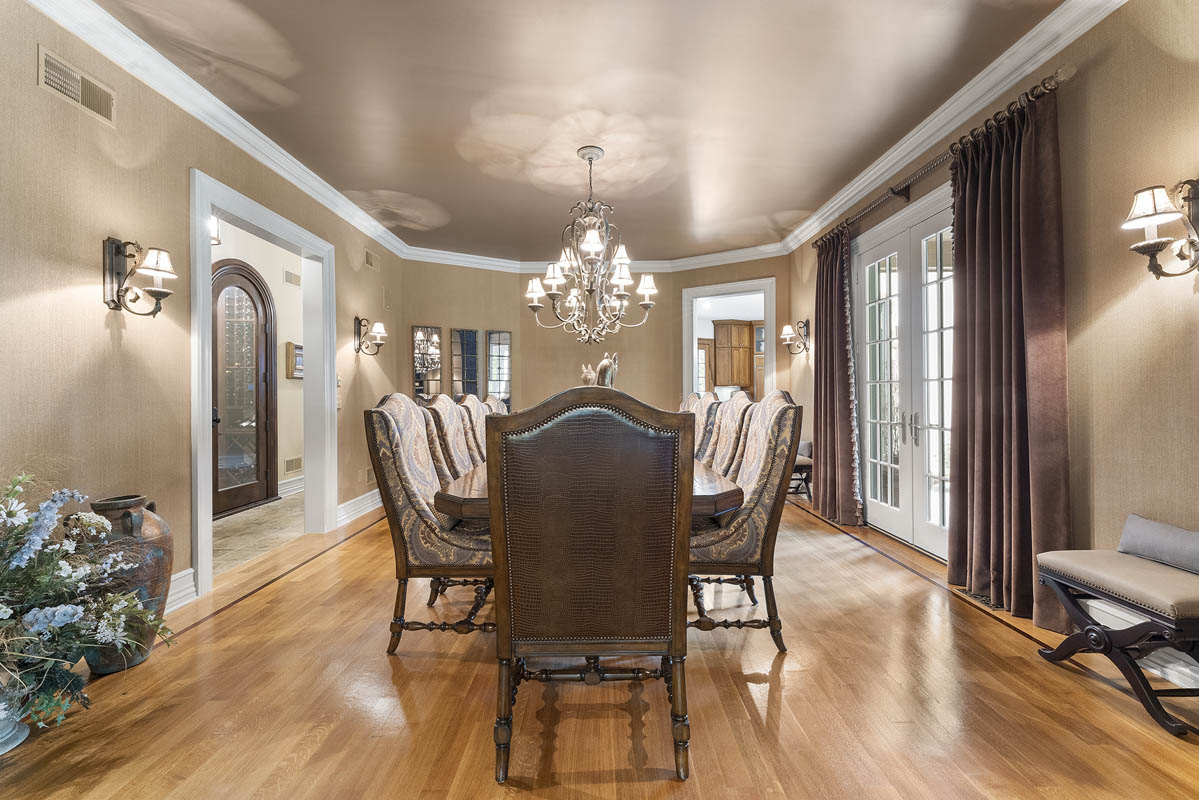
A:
[413, 328, 441, 373]
[525, 145, 657, 344]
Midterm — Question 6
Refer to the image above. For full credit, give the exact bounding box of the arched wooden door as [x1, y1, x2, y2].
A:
[212, 260, 278, 517]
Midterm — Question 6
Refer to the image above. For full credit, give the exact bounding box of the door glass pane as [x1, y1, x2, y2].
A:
[217, 286, 258, 491]
[921, 227, 954, 529]
[413, 326, 442, 398]
[863, 250, 902, 510]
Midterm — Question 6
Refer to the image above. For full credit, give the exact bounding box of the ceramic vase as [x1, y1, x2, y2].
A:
[83, 495, 172, 675]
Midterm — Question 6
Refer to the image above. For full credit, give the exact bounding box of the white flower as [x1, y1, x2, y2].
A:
[57, 560, 72, 577]
[0, 604, 12, 620]
[0, 498, 28, 527]
[59, 538, 77, 554]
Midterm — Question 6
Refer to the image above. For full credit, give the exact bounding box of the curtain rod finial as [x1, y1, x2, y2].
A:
[1054, 64, 1077, 83]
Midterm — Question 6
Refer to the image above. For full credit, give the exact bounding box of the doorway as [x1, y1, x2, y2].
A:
[850, 187, 953, 559]
[682, 278, 776, 403]
[212, 260, 278, 518]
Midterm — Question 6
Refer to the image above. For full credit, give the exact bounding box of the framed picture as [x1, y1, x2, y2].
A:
[286, 342, 304, 379]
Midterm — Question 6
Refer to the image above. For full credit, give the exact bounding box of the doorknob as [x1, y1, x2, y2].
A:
[212, 407, 221, 426]
[910, 411, 921, 446]
[899, 411, 907, 445]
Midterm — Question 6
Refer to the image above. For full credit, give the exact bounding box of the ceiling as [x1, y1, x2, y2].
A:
[98, 0, 1063, 261]
[696, 293, 764, 325]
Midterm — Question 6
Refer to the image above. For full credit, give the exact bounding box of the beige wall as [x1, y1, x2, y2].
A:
[211, 223, 305, 485]
[790, 0, 1199, 550]
[0, 3, 404, 571]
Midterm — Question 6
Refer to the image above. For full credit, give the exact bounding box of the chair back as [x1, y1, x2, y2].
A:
[426, 394, 480, 475]
[458, 394, 490, 461]
[484, 395, 509, 414]
[364, 393, 450, 575]
[680, 392, 700, 413]
[697, 390, 801, 569]
[705, 390, 753, 474]
[487, 387, 693, 659]
[692, 392, 721, 459]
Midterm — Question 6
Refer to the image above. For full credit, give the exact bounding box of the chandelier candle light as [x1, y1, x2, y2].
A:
[525, 146, 657, 344]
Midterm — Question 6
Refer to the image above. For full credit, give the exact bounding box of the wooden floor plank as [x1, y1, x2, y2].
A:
[3, 505, 1198, 798]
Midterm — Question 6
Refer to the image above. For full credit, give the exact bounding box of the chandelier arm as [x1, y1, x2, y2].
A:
[530, 309, 568, 330]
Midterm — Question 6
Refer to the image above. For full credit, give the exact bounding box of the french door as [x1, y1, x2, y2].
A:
[852, 207, 953, 559]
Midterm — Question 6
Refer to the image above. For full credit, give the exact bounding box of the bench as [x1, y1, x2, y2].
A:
[1038, 514, 1199, 735]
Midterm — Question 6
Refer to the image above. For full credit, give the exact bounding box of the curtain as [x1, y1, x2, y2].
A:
[947, 91, 1070, 631]
[813, 226, 863, 526]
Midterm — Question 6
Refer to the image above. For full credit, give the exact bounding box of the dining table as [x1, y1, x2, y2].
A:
[434, 459, 744, 521]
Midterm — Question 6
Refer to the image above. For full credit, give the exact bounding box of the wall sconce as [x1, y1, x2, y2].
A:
[354, 316, 387, 355]
[209, 215, 222, 246]
[102, 237, 175, 317]
[781, 319, 811, 355]
[1123, 181, 1199, 279]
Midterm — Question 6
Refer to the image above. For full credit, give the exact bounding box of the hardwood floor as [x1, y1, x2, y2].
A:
[4, 504, 1199, 798]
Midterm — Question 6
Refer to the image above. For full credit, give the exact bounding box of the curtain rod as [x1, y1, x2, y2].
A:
[812, 64, 1075, 248]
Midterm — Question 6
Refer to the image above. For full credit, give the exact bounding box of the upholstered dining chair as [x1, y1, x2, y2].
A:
[426, 394, 482, 473]
[363, 393, 494, 654]
[486, 386, 695, 783]
[484, 395, 508, 414]
[458, 394, 490, 462]
[689, 389, 802, 653]
[703, 390, 753, 475]
[692, 392, 721, 460]
[680, 392, 700, 413]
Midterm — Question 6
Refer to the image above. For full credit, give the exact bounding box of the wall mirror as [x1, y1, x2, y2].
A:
[450, 329, 479, 400]
[486, 330, 512, 411]
[412, 325, 442, 399]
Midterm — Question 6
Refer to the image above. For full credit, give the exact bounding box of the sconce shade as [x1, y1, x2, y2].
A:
[543, 261, 565, 288]
[780, 324, 796, 340]
[135, 248, 176, 280]
[368, 321, 387, 342]
[614, 243, 631, 265]
[209, 216, 221, 246]
[636, 274, 657, 295]
[526, 277, 546, 300]
[1123, 186, 1183, 230]
[612, 261, 633, 287]
[580, 228, 603, 253]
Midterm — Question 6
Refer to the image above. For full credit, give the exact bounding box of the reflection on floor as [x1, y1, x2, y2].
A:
[212, 492, 305, 575]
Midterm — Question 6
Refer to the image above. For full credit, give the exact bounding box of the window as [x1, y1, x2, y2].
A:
[450, 329, 479, 400]
[486, 330, 511, 411]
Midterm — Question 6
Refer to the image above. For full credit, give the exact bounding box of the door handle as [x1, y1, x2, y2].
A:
[899, 411, 907, 445]
[212, 407, 221, 426]
[910, 411, 921, 446]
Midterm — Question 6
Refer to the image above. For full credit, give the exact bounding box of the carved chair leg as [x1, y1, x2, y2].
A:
[387, 579, 408, 655]
[688, 576, 709, 619]
[426, 577, 443, 607]
[742, 575, 758, 605]
[1038, 628, 1094, 663]
[495, 659, 514, 783]
[763, 576, 786, 653]
[669, 656, 690, 780]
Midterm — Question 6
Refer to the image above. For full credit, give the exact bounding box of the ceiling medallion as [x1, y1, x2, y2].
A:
[524, 145, 657, 344]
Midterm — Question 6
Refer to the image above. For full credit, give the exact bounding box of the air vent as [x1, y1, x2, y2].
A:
[284, 270, 302, 287]
[38, 46, 115, 126]
[365, 250, 380, 272]
[285, 457, 303, 474]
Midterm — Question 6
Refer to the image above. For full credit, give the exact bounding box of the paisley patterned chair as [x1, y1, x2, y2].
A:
[703, 390, 753, 475]
[426, 394, 482, 473]
[364, 393, 494, 653]
[680, 392, 700, 413]
[484, 395, 509, 414]
[458, 394, 491, 463]
[688, 389, 802, 652]
[692, 392, 721, 460]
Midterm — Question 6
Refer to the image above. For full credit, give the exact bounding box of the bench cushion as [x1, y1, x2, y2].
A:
[1038, 549, 1199, 621]
[1118, 514, 1199, 575]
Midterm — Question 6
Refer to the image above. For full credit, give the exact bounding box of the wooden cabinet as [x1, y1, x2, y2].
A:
[713, 319, 754, 392]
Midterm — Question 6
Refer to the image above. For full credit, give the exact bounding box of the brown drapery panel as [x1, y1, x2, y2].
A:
[947, 90, 1070, 632]
[813, 226, 863, 526]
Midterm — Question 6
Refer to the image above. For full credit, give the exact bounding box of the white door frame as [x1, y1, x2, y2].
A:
[681, 278, 776, 400]
[189, 169, 338, 598]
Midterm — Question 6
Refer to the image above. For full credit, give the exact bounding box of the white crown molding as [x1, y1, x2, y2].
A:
[30, 0, 1125, 274]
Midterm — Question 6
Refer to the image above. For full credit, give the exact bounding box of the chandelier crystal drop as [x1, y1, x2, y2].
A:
[525, 145, 656, 344]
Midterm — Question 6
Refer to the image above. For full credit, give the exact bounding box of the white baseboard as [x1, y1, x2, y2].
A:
[278, 475, 304, 498]
[1080, 598, 1199, 689]
[336, 489, 382, 528]
[164, 568, 197, 614]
